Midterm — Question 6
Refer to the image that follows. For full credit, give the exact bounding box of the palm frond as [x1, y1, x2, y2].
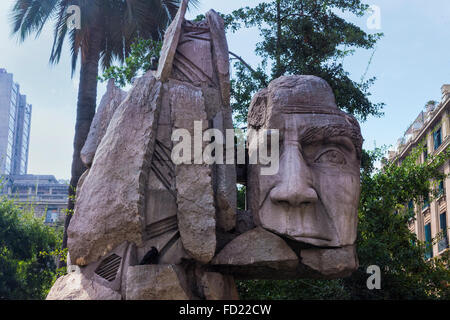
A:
[10, 0, 60, 41]
[10, 0, 193, 72]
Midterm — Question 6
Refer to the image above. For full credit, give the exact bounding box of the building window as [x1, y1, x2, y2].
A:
[406, 200, 414, 217]
[438, 212, 448, 252]
[433, 127, 442, 151]
[437, 180, 444, 197]
[423, 144, 428, 161]
[423, 194, 430, 210]
[45, 208, 59, 224]
[424, 223, 433, 259]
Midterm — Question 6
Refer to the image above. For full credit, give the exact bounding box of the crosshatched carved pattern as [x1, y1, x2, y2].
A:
[150, 139, 176, 197]
[171, 20, 216, 87]
[95, 254, 122, 282]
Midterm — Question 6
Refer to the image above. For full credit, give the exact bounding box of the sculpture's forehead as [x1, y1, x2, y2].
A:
[268, 113, 355, 132]
[270, 87, 337, 111]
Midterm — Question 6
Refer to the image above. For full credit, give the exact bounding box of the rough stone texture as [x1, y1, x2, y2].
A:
[171, 81, 216, 264]
[213, 111, 237, 232]
[172, 19, 215, 87]
[247, 88, 269, 129]
[158, 238, 191, 265]
[81, 79, 127, 167]
[175, 164, 216, 264]
[206, 9, 231, 106]
[199, 272, 239, 300]
[212, 227, 298, 271]
[46, 272, 121, 300]
[68, 72, 162, 266]
[300, 245, 359, 278]
[236, 210, 256, 234]
[137, 230, 178, 263]
[164, 5, 237, 234]
[156, 0, 188, 82]
[125, 265, 193, 300]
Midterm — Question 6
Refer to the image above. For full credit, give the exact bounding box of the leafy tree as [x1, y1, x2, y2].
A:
[99, 38, 162, 88]
[10, 0, 196, 262]
[225, 0, 384, 123]
[0, 197, 61, 300]
[345, 146, 450, 299]
[237, 278, 350, 300]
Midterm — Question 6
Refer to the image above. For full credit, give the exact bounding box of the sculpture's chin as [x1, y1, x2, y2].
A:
[258, 203, 342, 248]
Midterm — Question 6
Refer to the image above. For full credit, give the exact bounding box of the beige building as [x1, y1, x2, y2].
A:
[0, 174, 68, 226]
[389, 85, 450, 259]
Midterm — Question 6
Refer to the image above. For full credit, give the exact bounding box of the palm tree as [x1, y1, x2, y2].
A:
[10, 0, 195, 263]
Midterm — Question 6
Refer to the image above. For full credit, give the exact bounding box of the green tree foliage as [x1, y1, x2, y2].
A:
[0, 197, 61, 300]
[346, 146, 450, 299]
[225, 0, 384, 123]
[99, 39, 162, 87]
[237, 146, 450, 300]
[237, 278, 350, 300]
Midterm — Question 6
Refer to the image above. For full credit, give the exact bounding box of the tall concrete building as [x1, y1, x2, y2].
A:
[0, 68, 32, 175]
[389, 84, 449, 259]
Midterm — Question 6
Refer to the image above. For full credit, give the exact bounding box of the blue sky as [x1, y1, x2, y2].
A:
[0, 0, 449, 179]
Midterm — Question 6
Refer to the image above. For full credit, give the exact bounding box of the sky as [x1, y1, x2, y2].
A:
[1, 0, 450, 180]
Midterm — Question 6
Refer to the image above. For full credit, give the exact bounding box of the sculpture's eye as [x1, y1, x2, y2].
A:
[315, 150, 346, 165]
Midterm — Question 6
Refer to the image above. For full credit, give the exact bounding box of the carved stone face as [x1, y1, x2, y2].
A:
[248, 75, 363, 248]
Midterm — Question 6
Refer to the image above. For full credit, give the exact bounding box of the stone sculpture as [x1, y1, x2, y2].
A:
[214, 75, 363, 279]
[47, 0, 363, 300]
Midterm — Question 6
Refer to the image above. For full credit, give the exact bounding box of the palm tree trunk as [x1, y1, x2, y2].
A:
[59, 25, 103, 268]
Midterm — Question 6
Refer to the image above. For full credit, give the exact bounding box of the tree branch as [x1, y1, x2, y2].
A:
[229, 50, 268, 87]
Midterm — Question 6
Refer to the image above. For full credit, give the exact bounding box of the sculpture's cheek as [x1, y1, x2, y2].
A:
[314, 170, 360, 246]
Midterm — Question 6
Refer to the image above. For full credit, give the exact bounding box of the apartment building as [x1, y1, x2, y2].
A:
[389, 85, 450, 258]
[0, 174, 69, 226]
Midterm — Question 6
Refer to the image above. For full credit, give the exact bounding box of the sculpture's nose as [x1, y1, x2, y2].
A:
[270, 142, 318, 207]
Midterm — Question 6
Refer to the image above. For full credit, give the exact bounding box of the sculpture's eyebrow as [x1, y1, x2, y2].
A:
[299, 124, 363, 158]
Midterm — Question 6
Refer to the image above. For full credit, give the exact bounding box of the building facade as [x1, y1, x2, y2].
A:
[0, 175, 69, 225]
[389, 85, 450, 259]
[0, 68, 32, 175]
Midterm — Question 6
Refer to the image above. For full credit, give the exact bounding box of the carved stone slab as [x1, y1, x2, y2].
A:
[300, 245, 359, 279]
[206, 10, 231, 106]
[212, 227, 299, 278]
[80, 79, 126, 167]
[68, 72, 162, 266]
[46, 272, 121, 300]
[198, 271, 239, 300]
[125, 265, 193, 300]
[170, 81, 217, 264]
[156, 0, 188, 82]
